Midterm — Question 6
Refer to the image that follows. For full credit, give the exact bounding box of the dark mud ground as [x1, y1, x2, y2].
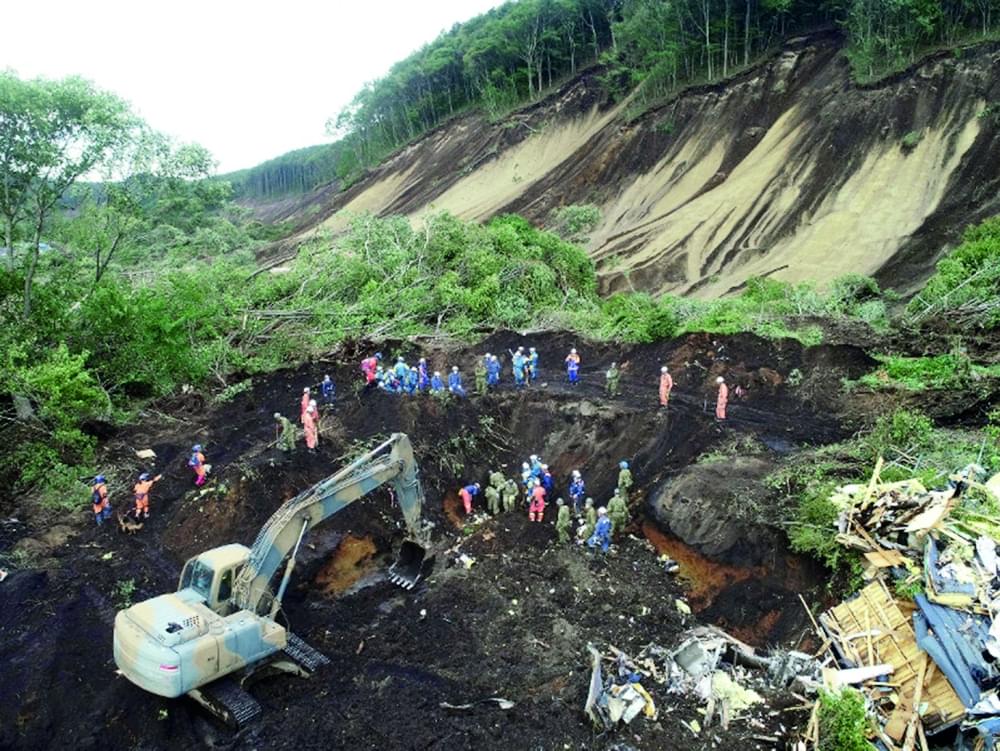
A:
[1, 331, 884, 750]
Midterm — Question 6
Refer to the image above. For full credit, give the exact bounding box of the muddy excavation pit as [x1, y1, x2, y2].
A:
[0, 332, 874, 750]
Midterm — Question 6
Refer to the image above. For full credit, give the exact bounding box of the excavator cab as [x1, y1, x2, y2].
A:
[389, 540, 434, 589]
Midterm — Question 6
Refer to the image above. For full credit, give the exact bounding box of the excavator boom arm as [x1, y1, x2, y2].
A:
[231, 433, 427, 614]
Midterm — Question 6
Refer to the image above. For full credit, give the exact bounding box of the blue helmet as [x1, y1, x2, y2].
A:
[193, 444, 202, 452]
[139, 472, 150, 481]
[375, 352, 383, 361]
[93, 475, 106, 485]
[619, 460, 629, 469]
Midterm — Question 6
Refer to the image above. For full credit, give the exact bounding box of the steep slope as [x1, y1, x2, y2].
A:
[271, 32, 1000, 297]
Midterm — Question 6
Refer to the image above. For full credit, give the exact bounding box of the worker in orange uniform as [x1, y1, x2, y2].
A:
[459, 483, 480, 514]
[715, 376, 728, 420]
[659, 366, 673, 408]
[91, 475, 111, 525]
[300, 387, 311, 424]
[133, 472, 163, 519]
[528, 478, 547, 522]
[189, 444, 208, 486]
[303, 402, 319, 452]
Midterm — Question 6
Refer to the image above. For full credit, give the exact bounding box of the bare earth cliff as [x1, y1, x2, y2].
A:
[270, 32, 1000, 297]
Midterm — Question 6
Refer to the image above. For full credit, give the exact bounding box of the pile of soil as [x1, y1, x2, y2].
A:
[0, 331, 875, 750]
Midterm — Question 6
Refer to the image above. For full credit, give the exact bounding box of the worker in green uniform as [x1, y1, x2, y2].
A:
[555, 498, 571, 544]
[274, 412, 297, 451]
[485, 483, 501, 515]
[579, 497, 597, 542]
[617, 460, 633, 500]
[489, 469, 505, 490]
[474, 359, 488, 396]
[606, 362, 621, 396]
[502, 478, 519, 513]
[607, 488, 629, 535]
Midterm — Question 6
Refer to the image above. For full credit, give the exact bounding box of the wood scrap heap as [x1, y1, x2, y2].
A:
[804, 460, 1000, 750]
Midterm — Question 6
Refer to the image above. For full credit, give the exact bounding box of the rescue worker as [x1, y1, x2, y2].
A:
[474, 358, 488, 396]
[607, 488, 629, 535]
[489, 469, 505, 490]
[502, 478, 519, 513]
[511, 348, 527, 388]
[418, 358, 430, 390]
[133, 472, 163, 519]
[300, 387, 311, 423]
[485, 483, 501, 515]
[91, 475, 111, 525]
[555, 498, 572, 543]
[459, 482, 480, 514]
[303, 403, 319, 452]
[540, 464, 554, 494]
[448, 366, 466, 397]
[274, 412, 297, 451]
[565, 348, 580, 385]
[568, 470, 586, 515]
[716, 376, 728, 421]
[617, 460, 633, 499]
[361, 352, 382, 385]
[605, 361, 621, 396]
[520, 461, 533, 489]
[189, 444, 207, 486]
[430, 371, 445, 393]
[486, 354, 501, 387]
[529, 454, 543, 478]
[405, 366, 419, 395]
[394, 356, 409, 380]
[587, 508, 613, 552]
[579, 497, 597, 541]
[528, 478, 547, 522]
[321, 374, 335, 405]
[659, 366, 673, 408]
[528, 347, 539, 381]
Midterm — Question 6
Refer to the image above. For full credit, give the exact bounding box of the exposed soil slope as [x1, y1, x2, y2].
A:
[257, 32, 1000, 298]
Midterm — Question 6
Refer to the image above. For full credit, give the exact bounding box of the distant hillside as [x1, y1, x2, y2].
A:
[260, 32, 1000, 298]
[222, 143, 341, 201]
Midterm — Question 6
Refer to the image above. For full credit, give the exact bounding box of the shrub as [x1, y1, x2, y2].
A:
[866, 408, 935, 460]
[788, 481, 864, 587]
[548, 204, 601, 242]
[818, 688, 872, 751]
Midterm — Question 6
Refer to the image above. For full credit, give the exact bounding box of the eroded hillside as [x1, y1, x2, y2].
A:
[265, 32, 1000, 297]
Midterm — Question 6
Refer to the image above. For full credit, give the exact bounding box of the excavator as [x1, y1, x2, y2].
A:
[113, 433, 433, 726]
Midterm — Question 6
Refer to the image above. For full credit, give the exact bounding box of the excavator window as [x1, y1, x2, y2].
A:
[217, 568, 233, 602]
[180, 559, 215, 600]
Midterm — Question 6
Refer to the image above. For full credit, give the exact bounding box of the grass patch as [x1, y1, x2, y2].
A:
[850, 354, 1000, 391]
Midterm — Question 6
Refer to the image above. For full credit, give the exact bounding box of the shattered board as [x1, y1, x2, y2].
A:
[820, 579, 965, 731]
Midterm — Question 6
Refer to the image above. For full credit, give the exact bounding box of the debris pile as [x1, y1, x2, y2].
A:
[808, 460, 1000, 749]
[584, 627, 820, 743]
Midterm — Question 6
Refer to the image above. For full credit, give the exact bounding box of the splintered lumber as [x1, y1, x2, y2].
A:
[865, 550, 907, 568]
[819, 580, 964, 732]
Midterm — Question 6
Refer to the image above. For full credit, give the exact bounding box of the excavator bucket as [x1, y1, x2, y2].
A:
[388, 540, 434, 589]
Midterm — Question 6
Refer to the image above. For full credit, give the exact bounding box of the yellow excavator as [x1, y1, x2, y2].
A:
[113, 433, 433, 725]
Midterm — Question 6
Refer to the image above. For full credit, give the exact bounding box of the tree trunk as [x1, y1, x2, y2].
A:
[744, 0, 752, 67]
[3, 215, 13, 270]
[723, 0, 730, 77]
[23, 219, 42, 318]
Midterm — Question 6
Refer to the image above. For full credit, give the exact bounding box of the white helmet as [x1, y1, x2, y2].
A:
[452, 366, 459, 372]
[661, 366, 668, 373]
[522, 462, 530, 470]
[717, 376, 725, 384]
[570, 348, 577, 354]
[598, 507, 607, 515]
[434, 371, 441, 376]
[303, 386, 310, 393]
[572, 470, 581, 478]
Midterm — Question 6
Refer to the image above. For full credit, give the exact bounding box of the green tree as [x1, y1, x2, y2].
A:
[0, 73, 138, 316]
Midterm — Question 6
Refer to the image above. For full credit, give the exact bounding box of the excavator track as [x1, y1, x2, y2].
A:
[189, 677, 262, 728]
[283, 632, 330, 673]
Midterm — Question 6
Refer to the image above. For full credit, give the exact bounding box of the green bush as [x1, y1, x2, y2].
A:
[908, 215, 1000, 325]
[865, 408, 934, 460]
[548, 204, 601, 242]
[818, 688, 872, 751]
[788, 480, 863, 587]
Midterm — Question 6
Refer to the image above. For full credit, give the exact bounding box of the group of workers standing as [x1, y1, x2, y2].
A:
[90, 444, 207, 525]
[459, 456, 635, 553]
[356, 347, 732, 419]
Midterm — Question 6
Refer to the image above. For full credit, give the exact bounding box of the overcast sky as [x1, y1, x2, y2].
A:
[4, 0, 504, 173]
